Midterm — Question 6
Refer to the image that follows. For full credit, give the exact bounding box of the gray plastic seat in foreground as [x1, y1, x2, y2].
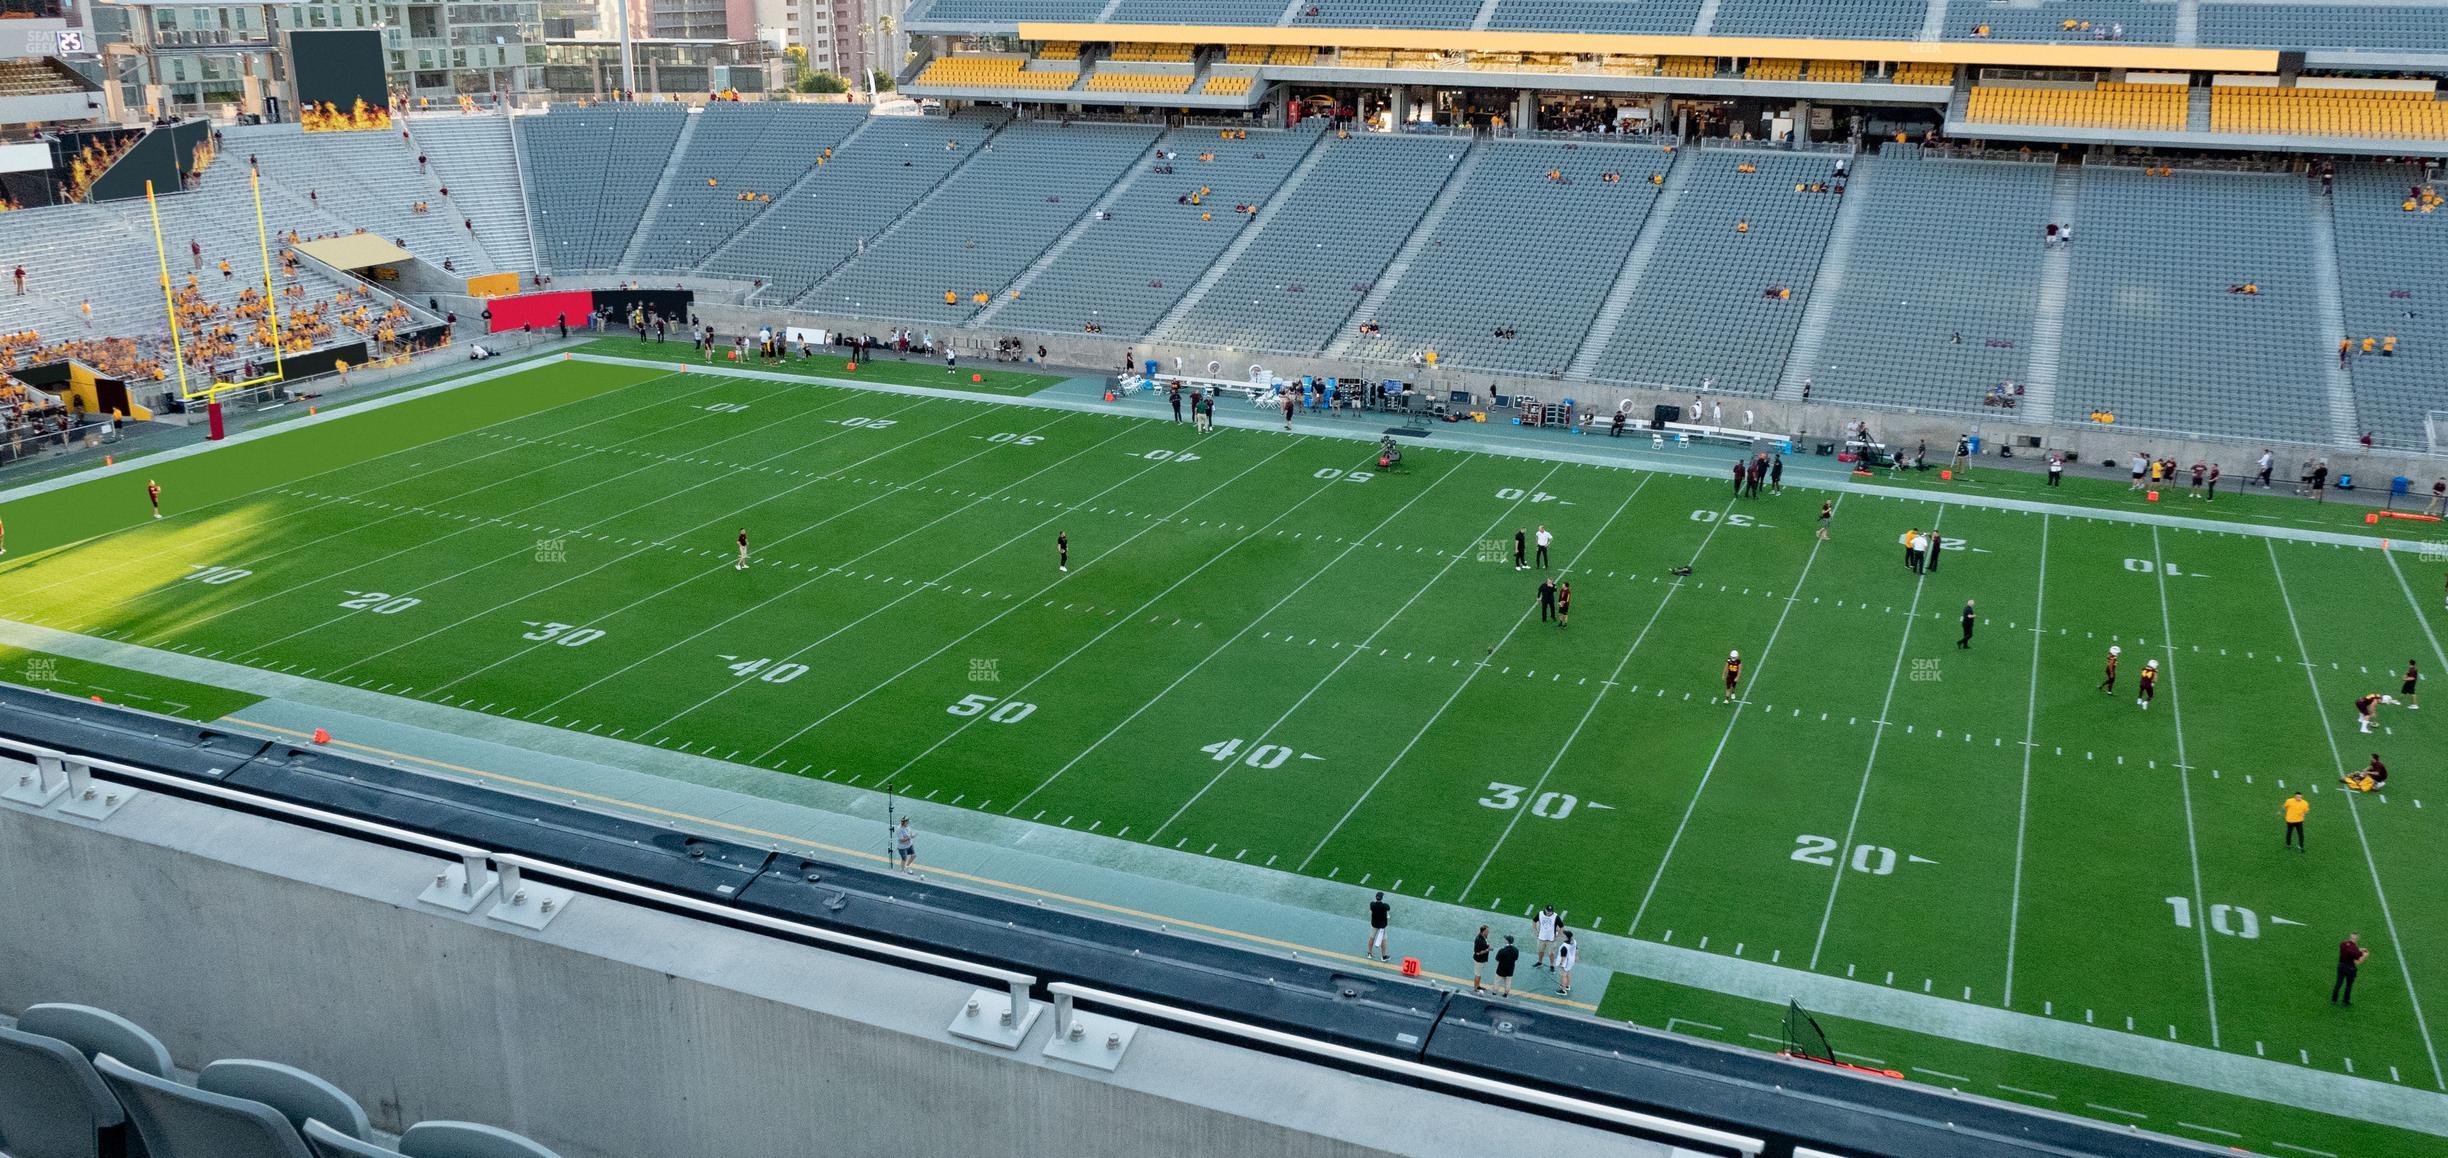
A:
[304, 1117, 401, 1158]
[93, 1053, 314, 1158]
[0, 1024, 125, 1158]
[19, 1004, 175, 1078]
[200, 1060, 371, 1141]
[399, 1121, 562, 1158]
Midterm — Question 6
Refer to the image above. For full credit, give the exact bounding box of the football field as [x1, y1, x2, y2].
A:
[6, 353, 2448, 1154]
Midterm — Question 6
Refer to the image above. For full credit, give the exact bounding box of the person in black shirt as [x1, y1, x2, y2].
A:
[1366, 891, 1391, 961]
[1959, 599, 1976, 648]
[1471, 925, 1491, 992]
[1057, 531, 1068, 573]
[1926, 530, 1943, 573]
[1514, 528, 1528, 571]
[1494, 935, 1520, 997]
[1537, 577, 1558, 623]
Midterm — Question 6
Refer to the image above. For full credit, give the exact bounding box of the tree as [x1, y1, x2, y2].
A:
[799, 71, 848, 94]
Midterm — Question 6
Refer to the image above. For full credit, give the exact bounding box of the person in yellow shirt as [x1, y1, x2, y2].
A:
[2282, 792, 2309, 851]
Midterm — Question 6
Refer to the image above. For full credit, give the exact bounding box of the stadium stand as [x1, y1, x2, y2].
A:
[516, 102, 688, 273]
[1964, 82, 2189, 132]
[905, 0, 1102, 22]
[2056, 164, 2332, 441]
[2330, 162, 2448, 449]
[626, 102, 868, 272]
[1708, 0, 1931, 39]
[1798, 152, 2056, 415]
[1156, 130, 1466, 353]
[0, 58, 93, 96]
[2209, 85, 2448, 141]
[2195, 3, 2448, 51]
[911, 56, 1081, 90]
[1108, 42, 1195, 62]
[986, 127, 1316, 338]
[1947, 1, 2177, 42]
[1892, 61, 1954, 85]
[1288, 0, 1488, 28]
[700, 111, 1006, 302]
[1484, 0, 1707, 34]
[1082, 70, 1198, 94]
[804, 120, 1160, 323]
[1338, 139, 1674, 376]
[1202, 74, 1256, 97]
[223, 123, 487, 273]
[1578, 148, 1847, 395]
[405, 113, 533, 274]
[3, 1000, 564, 1158]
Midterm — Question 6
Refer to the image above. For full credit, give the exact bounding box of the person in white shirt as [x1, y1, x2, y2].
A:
[2130, 452, 2149, 491]
[1534, 526, 1552, 570]
[1555, 931, 1578, 996]
[895, 817, 917, 873]
[1534, 904, 1559, 969]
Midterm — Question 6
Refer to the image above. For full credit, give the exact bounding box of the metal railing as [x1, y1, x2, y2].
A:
[1047, 982, 1768, 1157]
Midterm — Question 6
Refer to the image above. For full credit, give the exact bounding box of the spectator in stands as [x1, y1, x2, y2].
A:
[11, 266, 21, 295]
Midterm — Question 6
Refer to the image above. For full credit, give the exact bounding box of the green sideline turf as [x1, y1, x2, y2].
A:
[0, 646, 261, 721]
[4, 355, 2446, 1151]
[569, 336, 1066, 395]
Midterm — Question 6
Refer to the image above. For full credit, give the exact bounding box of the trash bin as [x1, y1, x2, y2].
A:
[1966, 435, 1983, 456]
[2393, 475, 2412, 497]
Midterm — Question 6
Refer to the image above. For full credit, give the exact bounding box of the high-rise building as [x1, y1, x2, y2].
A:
[92, 1, 544, 113]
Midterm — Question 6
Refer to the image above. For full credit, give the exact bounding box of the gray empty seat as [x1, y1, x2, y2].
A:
[199, 1060, 371, 1142]
[0, 1024, 126, 1158]
[18, 1004, 174, 1079]
[399, 1121, 562, 1158]
[305, 1118, 403, 1158]
[94, 1053, 315, 1158]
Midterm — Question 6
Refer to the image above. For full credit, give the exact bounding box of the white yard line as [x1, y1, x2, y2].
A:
[517, 413, 1130, 715]
[1296, 470, 1652, 873]
[865, 442, 1388, 791]
[1017, 452, 1497, 817]
[729, 437, 1318, 759]
[1627, 498, 1840, 937]
[2267, 538, 2446, 1090]
[1454, 481, 1713, 904]
[1134, 460, 1576, 838]
[6, 369, 700, 604]
[2384, 550, 2448, 675]
[400, 410, 1091, 697]
[173, 390, 917, 658]
[1807, 508, 1948, 969]
[2150, 526, 2223, 1050]
[2002, 512, 2049, 1008]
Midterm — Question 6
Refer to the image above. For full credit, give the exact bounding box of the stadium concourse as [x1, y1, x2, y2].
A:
[13, 6, 2448, 1158]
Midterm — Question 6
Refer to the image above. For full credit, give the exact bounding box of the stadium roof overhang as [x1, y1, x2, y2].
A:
[1005, 26, 2283, 73]
[296, 235, 414, 269]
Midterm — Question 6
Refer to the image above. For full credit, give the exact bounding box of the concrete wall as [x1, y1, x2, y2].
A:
[0, 789, 1681, 1158]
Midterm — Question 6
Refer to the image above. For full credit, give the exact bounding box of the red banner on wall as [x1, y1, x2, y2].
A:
[486, 290, 594, 334]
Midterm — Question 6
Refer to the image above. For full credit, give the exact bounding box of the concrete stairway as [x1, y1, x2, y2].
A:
[1320, 140, 1484, 359]
[1147, 129, 1332, 341]
[2019, 158, 2081, 422]
[1774, 152, 1869, 400]
[1565, 145, 1696, 381]
[617, 108, 702, 270]
[973, 133, 1169, 327]
[2304, 181, 2362, 447]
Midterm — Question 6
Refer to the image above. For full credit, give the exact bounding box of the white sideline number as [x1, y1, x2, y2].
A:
[1792, 835, 1898, 875]
[338, 591, 421, 614]
[1495, 488, 1558, 503]
[727, 656, 808, 683]
[1143, 449, 1201, 463]
[1312, 468, 1372, 483]
[838, 417, 897, 429]
[2166, 897, 2261, 939]
[1690, 510, 1756, 527]
[187, 564, 252, 585]
[522, 622, 605, 647]
[950, 693, 1037, 723]
[987, 432, 1043, 445]
[1479, 781, 1577, 819]
[2123, 559, 2189, 575]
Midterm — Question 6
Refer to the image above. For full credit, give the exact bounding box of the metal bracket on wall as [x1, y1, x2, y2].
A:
[948, 987, 1042, 1050]
[57, 755, 138, 820]
[485, 861, 572, 931]
[418, 854, 499, 914]
[2, 751, 69, 808]
[1040, 991, 1136, 1072]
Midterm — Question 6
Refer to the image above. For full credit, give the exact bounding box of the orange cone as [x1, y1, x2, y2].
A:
[311, 727, 332, 744]
[104, 454, 113, 465]
[971, 373, 983, 383]
[846, 361, 857, 371]
[90, 695, 104, 703]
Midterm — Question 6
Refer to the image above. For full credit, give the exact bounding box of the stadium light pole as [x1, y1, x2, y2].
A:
[616, 0, 637, 96]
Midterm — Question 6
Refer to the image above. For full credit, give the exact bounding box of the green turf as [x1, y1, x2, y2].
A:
[1598, 973, 2434, 1157]
[1854, 455, 2448, 541]
[569, 336, 1066, 395]
[4, 355, 2445, 1152]
[0, 645, 262, 721]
